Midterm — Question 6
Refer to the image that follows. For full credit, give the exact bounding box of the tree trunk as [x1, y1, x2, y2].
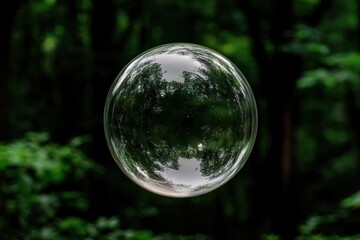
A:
[0, 2, 23, 234]
[0, 2, 23, 140]
[265, 2, 301, 238]
[88, 0, 118, 219]
[345, 1, 360, 180]
[238, 0, 301, 238]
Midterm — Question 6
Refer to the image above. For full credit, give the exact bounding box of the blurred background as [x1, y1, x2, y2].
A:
[1, 0, 360, 239]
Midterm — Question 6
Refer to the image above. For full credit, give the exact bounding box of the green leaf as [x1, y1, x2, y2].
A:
[341, 190, 360, 209]
[327, 52, 360, 71]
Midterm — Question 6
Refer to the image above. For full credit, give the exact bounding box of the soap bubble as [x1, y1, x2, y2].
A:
[104, 43, 257, 197]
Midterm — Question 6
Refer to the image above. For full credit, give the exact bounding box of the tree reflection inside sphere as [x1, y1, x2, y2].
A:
[104, 43, 257, 197]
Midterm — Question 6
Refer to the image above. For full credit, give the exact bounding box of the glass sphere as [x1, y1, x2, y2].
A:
[104, 43, 257, 197]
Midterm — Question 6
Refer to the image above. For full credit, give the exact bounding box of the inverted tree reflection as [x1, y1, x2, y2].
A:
[110, 46, 252, 191]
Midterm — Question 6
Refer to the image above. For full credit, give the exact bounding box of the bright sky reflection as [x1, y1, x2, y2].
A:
[155, 54, 202, 83]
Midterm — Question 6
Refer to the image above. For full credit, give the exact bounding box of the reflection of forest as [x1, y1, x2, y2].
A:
[111, 46, 251, 187]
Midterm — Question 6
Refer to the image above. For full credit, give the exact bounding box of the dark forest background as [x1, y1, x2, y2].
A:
[1, 0, 360, 239]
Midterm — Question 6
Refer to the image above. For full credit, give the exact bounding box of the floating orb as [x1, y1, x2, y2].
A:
[104, 43, 257, 197]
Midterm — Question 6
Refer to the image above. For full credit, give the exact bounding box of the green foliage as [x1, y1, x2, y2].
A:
[327, 52, 360, 71]
[262, 234, 280, 240]
[296, 235, 360, 240]
[264, 234, 360, 240]
[3, 0, 360, 238]
[341, 191, 360, 209]
[0, 132, 102, 238]
[294, 190, 360, 240]
[297, 52, 360, 90]
[0, 133, 211, 239]
[0, 132, 97, 184]
[282, 25, 330, 57]
[28, 216, 155, 240]
[264, 200, 360, 240]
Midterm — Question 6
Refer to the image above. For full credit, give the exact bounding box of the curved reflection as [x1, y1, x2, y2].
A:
[104, 43, 257, 197]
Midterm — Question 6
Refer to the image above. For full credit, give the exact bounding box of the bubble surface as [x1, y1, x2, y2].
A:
[104, 43, 257, 197]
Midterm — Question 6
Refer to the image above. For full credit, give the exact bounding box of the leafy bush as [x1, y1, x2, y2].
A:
[0, 132, 211, 240]
[262, 189, 360, 240]
[294, 190, 360, 240]
[0, 132, 102, 239]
